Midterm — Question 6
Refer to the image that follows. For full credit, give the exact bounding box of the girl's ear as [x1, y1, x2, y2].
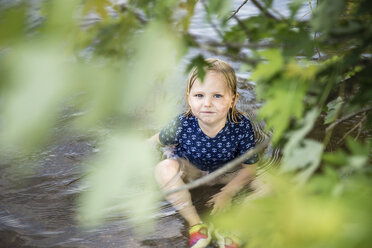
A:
[232, 93, 239, 107]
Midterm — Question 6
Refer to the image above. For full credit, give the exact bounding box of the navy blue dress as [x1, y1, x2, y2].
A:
[159, 113, 258, 172]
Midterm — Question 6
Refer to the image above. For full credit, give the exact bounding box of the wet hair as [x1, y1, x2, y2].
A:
[184, 58, 242, 123]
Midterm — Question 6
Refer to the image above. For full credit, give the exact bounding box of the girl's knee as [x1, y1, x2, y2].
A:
[155, 159, 180, 183]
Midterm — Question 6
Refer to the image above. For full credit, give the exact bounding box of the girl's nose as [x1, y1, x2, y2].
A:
[204, 96, 212, 106]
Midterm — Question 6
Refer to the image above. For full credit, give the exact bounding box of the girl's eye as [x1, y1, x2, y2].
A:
[195, 94, 203, 98]
[214, 94, 223, 98]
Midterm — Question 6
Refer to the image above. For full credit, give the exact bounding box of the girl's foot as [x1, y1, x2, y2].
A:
[214, 229, 242, 248]
[189, 223, 212, 248]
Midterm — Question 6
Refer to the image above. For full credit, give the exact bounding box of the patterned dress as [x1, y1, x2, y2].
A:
[159, 113, 258, 172]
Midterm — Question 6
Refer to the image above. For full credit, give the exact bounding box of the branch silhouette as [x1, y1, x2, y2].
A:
[164, 136, 271, 196]
[227, 0, 250, 21]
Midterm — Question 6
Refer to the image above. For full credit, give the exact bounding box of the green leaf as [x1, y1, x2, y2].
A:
[323, 138, 370, 172]
[285, 59, 318, 81]
[83, 0, 111, 19]
[288, 0, 306, 19]
[224, 26, 246, 44]
[282, 139, 324, 183]
[212, 173, 349, 248]
[311, 0, 346, 33]
[324, 97, 343, 124]
[251, 49, 284, 82]
[283, 108, 320, 154]
[119, 20, 183, 112]
[0, 4, 27, 46]
[186, 55, 209, 82]
[258, 78, 307, 143]
[207, 0, 232, 19]
[274, 26, 314, 57]
[295, 140, 324, 183]
[307, 167, 340, 195]
[237, 16, 274, 42]
[281, 109, 323, 180]
[0, 44, 69, 151]
[177, 0, 198, 30]
[282, 139, 322, 171]
[345, 136, 371, 157]
[42, 0, 79, 36]
[323, 150, 349, 166]
[262, 0, 274, 8]
[78, 132, 160, 231]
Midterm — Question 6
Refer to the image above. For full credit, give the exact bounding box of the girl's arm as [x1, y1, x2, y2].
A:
[207, 163, 257, 215]
[221, 163, 257, 196]
[149, 132, 160, 144]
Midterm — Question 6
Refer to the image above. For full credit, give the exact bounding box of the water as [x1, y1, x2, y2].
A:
[2, 1, 369, 247]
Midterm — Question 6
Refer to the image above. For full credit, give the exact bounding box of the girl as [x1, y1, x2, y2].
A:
[150, 58, 259, 248]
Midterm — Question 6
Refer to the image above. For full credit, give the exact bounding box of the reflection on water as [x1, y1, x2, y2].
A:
[0, 1, 347, 247]
[0, 84, 279, 248]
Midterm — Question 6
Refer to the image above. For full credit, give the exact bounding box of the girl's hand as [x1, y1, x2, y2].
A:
[206, 165, 257, 215]
[206, 190, 233, 215]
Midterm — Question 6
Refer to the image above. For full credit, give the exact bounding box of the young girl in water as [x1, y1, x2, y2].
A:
[150, 58, 259, 248]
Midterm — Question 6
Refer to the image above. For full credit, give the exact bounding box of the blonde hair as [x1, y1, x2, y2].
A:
[185, 58, 242, 123]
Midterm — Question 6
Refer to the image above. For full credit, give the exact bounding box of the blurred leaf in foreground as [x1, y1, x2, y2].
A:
[0, 43, 71, 153]
[281, 108, 324, 183]
[119, 20, 183, 112]
[77, 20, 184, 232]
[324, 96, 343, 125]
[211, 171, 372, 248]
[323, 137, 370, 173]
[207, 0, 232, 19]
[252, 49, 284, 82]
[78, 132, 160, 233]
[0, 4, 27, 46]
[257, 77, 306, 143]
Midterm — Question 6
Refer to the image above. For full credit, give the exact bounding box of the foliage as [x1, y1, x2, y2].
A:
[0, 0, 371, 246]
[0, 0, 184, 230]
[212, 171, 372, 248]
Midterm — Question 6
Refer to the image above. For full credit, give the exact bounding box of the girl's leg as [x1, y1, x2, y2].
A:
[155, 159, 201, 226]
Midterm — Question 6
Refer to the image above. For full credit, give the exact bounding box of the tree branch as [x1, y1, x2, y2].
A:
[336, 113, 366, 144]
[227, 0, 250, 21]
[197, 41, 261, 66]
[198, 36, 276, 50]
[164, 137, 271, 196]
[118, 4, 147, 24]
[251, 0, 279, 21]
[200, 0, 225, 39]
[326, 107, 372, 133]
[187, 33, 261, 65]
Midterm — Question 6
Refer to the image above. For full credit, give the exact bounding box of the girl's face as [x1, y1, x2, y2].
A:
[187, 71, 236, 127]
